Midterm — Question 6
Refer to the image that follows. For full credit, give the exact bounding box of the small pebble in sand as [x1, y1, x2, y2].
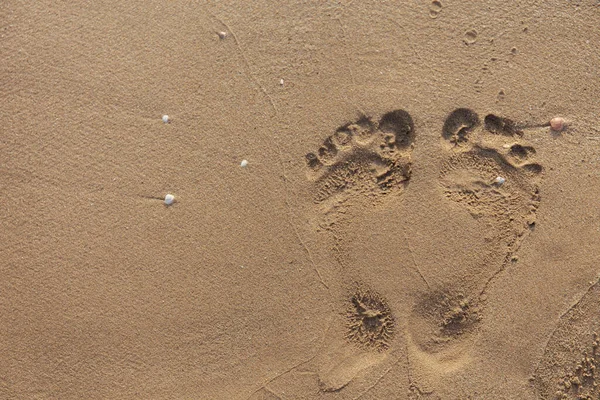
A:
[279, 78, 284, 86]
[240, 159, 249, 168]
[217, 31, 227, 40]
[493, 176, 506, 186]
[162, 115, 170, 124]
[164, 194, 175, 205]
[550, 117, 566, 131]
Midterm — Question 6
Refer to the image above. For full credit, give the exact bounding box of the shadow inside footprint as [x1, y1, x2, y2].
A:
[484, 114, 523, 137]
[508, 143, 536, 161]
[441, 108, 480, 146]
[379, 109, 415, 149]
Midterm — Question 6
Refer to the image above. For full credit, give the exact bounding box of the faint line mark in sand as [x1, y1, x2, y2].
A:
[332, 12, 368, 117]
[404, 333, 435, 399]
[401, 222, 432, 290]
[211, 14, 336, 397]
[335, 6, 436, 80]
[378, 10, 439, 79]
[334, 17, 356, 87]
[533, 274, 600, 376]
[210, 15, 336, 398]
[212, 13, 329, 290]
[350, 332, 432, 399]
[211, 14, 278, 116]
[256, 386, 284, 400]
[276, 136, 330, 290]
[242, 319, 334, 400]
[352, 356, 400, 400]
[347, 351, 418, 399]
[478, 239, 524, 298]
[210, 18, 334, 400]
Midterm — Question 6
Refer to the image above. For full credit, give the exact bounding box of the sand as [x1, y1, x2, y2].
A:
[2, 1, 600, 399]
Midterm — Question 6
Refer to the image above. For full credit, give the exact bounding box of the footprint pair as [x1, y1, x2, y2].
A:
[249, 110, 545, 398]
[305, 108, 543, 357]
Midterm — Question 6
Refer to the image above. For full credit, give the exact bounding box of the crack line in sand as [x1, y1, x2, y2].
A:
[379, 12, 438, 79]
[404, 336, 435, 398]
[332, 16, 369, 117]
[262, 386, 285, 399]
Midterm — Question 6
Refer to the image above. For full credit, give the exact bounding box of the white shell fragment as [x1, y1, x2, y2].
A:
[240, 159, 249, 168]
[217, 31, 227, 39]
[164, 194, 175, 205]
[493, 176, 506, 186]
[279, 78, 284, 86]
[162, 115, 170, 123]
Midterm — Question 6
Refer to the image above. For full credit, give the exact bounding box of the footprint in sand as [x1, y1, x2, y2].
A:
[407, 108, 543, 362]
[305, 109, 415, 206]
[304, 111, 416, 396]
[534, 281, 600, 400]
[246, 112, 416, 400]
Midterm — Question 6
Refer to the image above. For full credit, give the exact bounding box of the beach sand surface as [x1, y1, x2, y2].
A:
[2, 1, 600, 399]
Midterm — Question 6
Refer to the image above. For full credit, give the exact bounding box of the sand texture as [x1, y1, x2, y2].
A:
[2, 1, 600, 399]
